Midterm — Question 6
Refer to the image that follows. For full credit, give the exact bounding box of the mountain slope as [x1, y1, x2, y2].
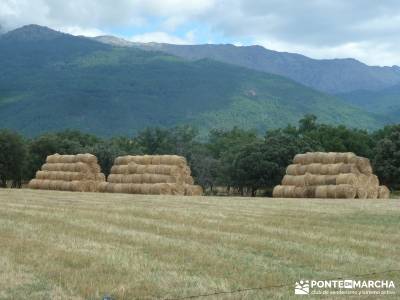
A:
[339, 84, 400, 123]
[94, 36, 400, 94]
[0, 25, 384, 136]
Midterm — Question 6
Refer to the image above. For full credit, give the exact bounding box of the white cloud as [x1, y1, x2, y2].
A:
[129, 31, 194, 44]
[60, 26, 106, 37]
[1, 0, 400, 65]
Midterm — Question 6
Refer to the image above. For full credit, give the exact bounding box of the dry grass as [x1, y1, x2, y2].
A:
[0, 189, 399, 299]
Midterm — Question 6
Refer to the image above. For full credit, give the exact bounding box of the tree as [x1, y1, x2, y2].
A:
[372, 125, 400, 189]
[27, 133, 83, 179]
[231, 131, 315, 196]
[84, 140, 141, 176]
[0, 130, 28, 187]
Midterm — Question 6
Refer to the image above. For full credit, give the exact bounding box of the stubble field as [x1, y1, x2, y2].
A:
[0, 189, 399, 299]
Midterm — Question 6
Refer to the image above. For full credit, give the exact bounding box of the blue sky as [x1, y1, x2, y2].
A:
[1, 0, 400, 66]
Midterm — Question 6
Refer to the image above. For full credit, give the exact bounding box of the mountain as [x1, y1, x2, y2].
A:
[93, 36, 400, 94]
[0, 25, 384, 137]
[339, 84, 400, 123]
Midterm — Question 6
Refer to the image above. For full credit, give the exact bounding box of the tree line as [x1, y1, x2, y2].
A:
[1, 115, 400, 195]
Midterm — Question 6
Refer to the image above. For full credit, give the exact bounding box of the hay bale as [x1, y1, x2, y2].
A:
[315, 186, 328, 198]
[356, 187, 368, 199]
[314, 185, 356, 198]
[41, 162, 91, 173]
[282, 175, 306, 186]
[336, 184, 357, 198]
[378, 186, 390, 199]
[128, 163, 182, 176]
[367, 186, 379, 199]
[36, 170, 92, 181]
[336, 173, 359, 185]
[114, 155, 187, 166]
[96, 173, 106, 182]
[286, 164, 306, 175]
[110, 165, 129, 174]
[355, 157, 373, 174]
[97, 182, 109, 193]
[368, 174, 379, 187]
[76, 153, 97, 164]
[306, 174, 337, 186]
[334, 152, 356, 163]
[272, 185, 285, 197]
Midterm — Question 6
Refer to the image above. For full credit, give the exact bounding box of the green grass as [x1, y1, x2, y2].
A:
[0, 189, 399, 299]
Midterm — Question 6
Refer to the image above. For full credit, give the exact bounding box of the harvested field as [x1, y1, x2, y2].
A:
[0, 189, 399, 299]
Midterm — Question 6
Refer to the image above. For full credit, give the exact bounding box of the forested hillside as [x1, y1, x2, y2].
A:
[0, 25, 383, 136]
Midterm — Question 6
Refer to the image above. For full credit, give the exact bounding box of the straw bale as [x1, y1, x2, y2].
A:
[356, 187, 368, 199]
[41, 162, 91, 173]
[128, 163, 182, 176]
[367, 186, 378, 199]
[97, 182, 109, 193]
[336, 184, 357, 198]
[378, 186, 390, 199]
[110, 165, 129, 174]
[96, 173, 106, 182]
[368, 174, 379, 187]
[76, 153, 97, 164]
[35, 171, 87, 181]
[114, 155, 187, 166]
[282, 175, 306, 186]
[314, 185, 356, 198]
[356, 157, 373, 174]
[336, 173, 359, 185]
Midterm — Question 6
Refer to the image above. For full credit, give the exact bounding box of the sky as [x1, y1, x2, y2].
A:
[1, 0, 400, 66]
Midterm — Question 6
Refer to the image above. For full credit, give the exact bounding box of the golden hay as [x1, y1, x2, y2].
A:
[314, 185, 356, 199]
[46, 153, 97, 164]
[356, 187, 368, 199]
[108, 173, 180, 184]
[41, 162, 91, 173]
[128, 163, 182, 176]
[272, 185, 316, 198]
[367, 187, 379, 199]
[114, 155, 187, 166]
[378, 186, 390, 199]
[110, 165, 129, 174]
[293, 152, 357, 165]
[35, 171, 88, 181]
[286, 163, 359, 176]
[28, 179, 87, 192]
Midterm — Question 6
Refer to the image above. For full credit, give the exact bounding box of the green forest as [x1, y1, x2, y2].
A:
[0, 26, 384, 137]
[1, 115, 400, 195]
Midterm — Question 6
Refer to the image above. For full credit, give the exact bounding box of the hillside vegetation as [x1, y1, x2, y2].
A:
[0, 189, 399, 299]
[0, 25, 383, 136]
[340, 84, 400, 123]
[95, 36, 400, 94]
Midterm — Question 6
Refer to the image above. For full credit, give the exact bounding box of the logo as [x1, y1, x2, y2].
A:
[294, 279, 396, 296]
[295, 280, 310, 295]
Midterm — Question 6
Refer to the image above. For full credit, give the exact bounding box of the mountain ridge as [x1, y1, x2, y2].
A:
[0, 25, 387, 136]
[92, 35, 400, 94]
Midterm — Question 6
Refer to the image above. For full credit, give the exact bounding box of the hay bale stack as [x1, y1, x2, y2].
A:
[28, 153, 105, 192]
[102, 155, 202, 196]
[274, 152, 385, 199]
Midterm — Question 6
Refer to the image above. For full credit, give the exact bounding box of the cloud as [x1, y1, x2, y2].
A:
[129, 31, 195, 44]
[60, 26, 106, 37]
[1, 0, 400, 65]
